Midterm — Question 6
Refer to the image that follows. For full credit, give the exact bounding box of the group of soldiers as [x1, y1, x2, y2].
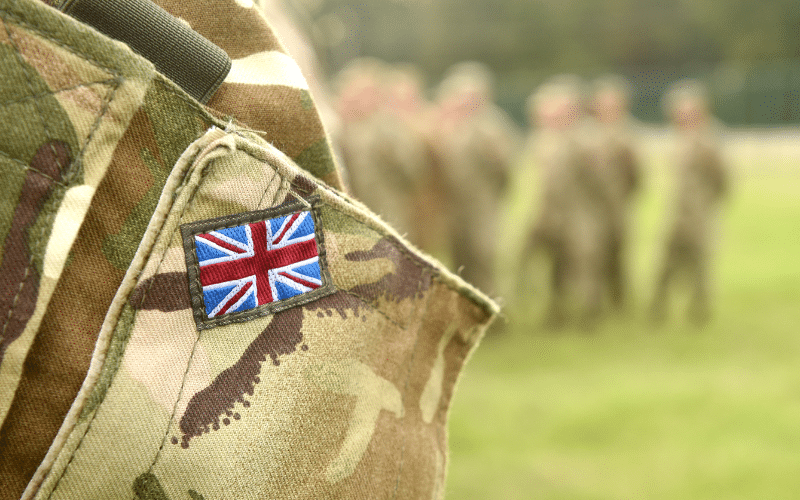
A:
[334, 59, 519, 296]
[334, 60, 728, 330]
[524, 75, 728, 329]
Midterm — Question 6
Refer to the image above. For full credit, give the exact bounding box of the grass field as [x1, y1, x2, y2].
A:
[445, 131, 800, 499]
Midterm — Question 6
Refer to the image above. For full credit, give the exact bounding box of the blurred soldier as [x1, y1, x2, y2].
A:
[336, 59, 428, 238]
[651, 80, 728, 324]
[587, 75, 641, 310]
[434, 62, 519, 295]
[383, 64, 436, 245]
[334, 58, 382, 193]
[522, 75, 598, 327]
[382, 65, 448, 253]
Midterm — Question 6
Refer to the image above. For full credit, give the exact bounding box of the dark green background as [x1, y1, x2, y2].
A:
[291, 0, 800, 125]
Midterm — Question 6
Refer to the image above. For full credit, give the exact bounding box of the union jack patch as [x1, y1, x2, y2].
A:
[181, 196, 334, 330]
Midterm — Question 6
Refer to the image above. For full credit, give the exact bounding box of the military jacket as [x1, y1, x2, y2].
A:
[0, 0, 499, 498]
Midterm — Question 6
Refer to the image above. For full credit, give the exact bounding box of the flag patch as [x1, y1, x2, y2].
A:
[181, 197, 334, 329]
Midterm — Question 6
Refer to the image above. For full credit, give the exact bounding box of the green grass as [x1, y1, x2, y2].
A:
[446, 145, 800, 499]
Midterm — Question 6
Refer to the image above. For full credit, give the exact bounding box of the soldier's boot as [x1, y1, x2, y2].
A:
[0, 1, 499, 499]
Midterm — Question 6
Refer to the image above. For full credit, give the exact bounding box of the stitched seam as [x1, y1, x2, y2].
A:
[0, 149, 69, 186]
[152, 77, 215, 122]
[45, 152, 207, 497]
[68, 79, 120, 184]
[0, 8, 124, 348]
[391, 268, 433, 499]
[0, 261, 31, 344]
[137, 166, 224, 469]
[43, 130, 466, 494]
[0, 11, 125, 188]
[47, 144, 292, 486]
[256, 164, 281, 209]
[0, 12, 121, 79]
[0, 78, 119, 185]
[41, 78, 196, 499]
[0, 13, 61, 340]
[0, 8, 212, 496]
[5, 80, 120, 341]
[45, 119, 219, 495]
[0, 79, 118, 108]
[3, 16, 59, 146]
[0, 182, 68, 346]
[148, 150, 293, 470]
[44, 233, 181, 499]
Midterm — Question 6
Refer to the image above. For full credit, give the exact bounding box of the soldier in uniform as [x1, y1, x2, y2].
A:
[651, 80, 728, 324]
[587, 75, 641, 311]
[335, 59, 428, 239]
[522, 75, 598, 327]
[382, 64, 446, 252]
[433, 62, 519, 296]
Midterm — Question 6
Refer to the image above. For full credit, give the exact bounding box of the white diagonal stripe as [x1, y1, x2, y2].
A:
[208, 225, 252, 251]
[224, 51, 309, 90]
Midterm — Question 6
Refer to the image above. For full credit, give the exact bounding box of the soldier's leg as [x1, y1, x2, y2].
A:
[579, 262, 605, 331]
[518, 222, 548, 299]
[544, 239, 569, 329]
[688, 249, 711, 325]
[452, 215, 495, 294]
[607, 234, 627, 310]
[650, 239, 680, 323]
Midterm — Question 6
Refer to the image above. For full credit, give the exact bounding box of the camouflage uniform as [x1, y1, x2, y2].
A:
[383, 65, 439, 250]
[523, 76, 603, 326]
[651, 81, 727, 323]
[587, 76, 640, 310]
[434, 62, 518, 296]
[336, 61, 428, 242]
[0, 1, 498, 499]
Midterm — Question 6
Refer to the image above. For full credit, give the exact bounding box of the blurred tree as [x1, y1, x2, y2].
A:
[292, 0, 800, 124]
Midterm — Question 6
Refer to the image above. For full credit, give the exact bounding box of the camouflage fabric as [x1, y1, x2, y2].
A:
[31, 129, 497, 499]
[651, 129, 727, 323]
[524, 127, 592, 324]
[151, 0, 344, 191]
[435, 105, 518, 296]
[341, 111, 428, 239]
[0, 1, 160, 490]
[586, 123, 640, 309]
[0, 0, 498, 498]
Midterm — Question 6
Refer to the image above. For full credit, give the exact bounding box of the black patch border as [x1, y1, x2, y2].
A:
[181, 196, 335, 330]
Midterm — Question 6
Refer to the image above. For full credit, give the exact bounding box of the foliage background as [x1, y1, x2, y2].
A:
[291, 0, 800, 124]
